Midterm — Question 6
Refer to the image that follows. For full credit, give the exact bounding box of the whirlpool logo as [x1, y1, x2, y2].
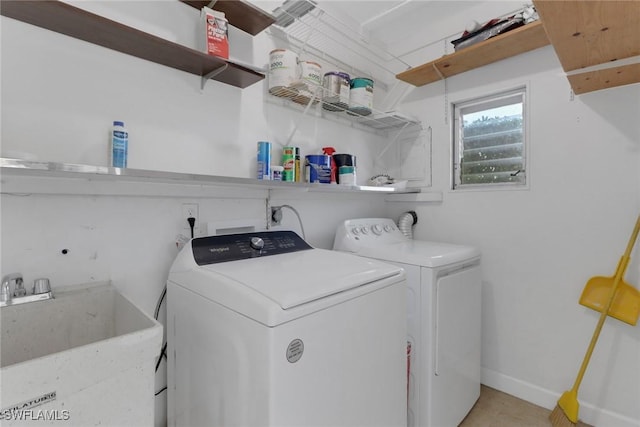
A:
[209, 247, 230, 253]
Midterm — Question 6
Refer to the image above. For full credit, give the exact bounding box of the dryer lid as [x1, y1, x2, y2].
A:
[354, 240, 480, 267]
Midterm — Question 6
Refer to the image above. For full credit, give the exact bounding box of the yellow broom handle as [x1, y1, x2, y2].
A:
[571, 214, 640, 392]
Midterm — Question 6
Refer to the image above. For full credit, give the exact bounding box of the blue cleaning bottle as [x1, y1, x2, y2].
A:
[111, 121, 128, 168]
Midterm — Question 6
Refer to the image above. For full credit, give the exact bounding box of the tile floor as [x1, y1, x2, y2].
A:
[459, 385, 593, 427]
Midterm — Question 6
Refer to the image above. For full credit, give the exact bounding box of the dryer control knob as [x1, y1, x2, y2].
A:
[360, 227, 369, 235]
[250, 237, 265, 250]
[372, 224, 383, 235]
[351, 227, 360, 235]
[384, 225, 392, 232]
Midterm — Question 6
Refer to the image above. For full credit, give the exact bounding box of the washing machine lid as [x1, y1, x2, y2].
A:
[204, 248, 400, 309]
[353, 240, 480, 267]
[168, 231, 404, 326]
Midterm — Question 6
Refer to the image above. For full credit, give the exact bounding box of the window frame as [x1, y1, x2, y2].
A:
[451, 85, 529, 191]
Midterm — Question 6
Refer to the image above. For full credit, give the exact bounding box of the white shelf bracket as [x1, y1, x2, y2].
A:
[201, 63, 229, 91]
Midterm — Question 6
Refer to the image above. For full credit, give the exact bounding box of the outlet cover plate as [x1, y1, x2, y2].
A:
[182, 203, 199, 230]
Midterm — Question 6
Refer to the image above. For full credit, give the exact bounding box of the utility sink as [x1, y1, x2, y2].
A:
[1, 281, 162, 425]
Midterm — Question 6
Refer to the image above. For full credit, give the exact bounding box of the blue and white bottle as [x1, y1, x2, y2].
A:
[111, 121, 128, 168]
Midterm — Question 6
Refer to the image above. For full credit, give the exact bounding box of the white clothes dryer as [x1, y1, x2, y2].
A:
[167, 230, 407, 427]
[334, 218, 482, 427]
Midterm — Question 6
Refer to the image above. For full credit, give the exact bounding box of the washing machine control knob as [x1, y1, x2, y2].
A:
[250, 237, 265, 250]
[384, 225, 392, 232]
[372, 224, 383, 235]
[359, 226, 369, 235]
[351, 227, 360, 235]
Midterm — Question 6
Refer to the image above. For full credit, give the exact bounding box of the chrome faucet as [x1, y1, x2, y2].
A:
[1, 273, 22, 304]
[0, 273, 53, 307]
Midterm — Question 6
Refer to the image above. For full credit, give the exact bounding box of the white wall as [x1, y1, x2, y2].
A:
[0, 4, 388, 179]
[3, 2, 640, 427]
[0, 3, 392, 425]
[386, 44, 640, 426]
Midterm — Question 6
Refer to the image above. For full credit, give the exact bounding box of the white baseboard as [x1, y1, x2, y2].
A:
[481, 368, 640, 427]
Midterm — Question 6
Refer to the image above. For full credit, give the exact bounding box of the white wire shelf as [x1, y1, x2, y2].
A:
[266, 90, 421, 134]
[262, 1, 422, 134]
[267, 0, 413, 91]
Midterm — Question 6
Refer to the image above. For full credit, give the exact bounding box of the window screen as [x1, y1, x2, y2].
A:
[453, 87, 526, 189]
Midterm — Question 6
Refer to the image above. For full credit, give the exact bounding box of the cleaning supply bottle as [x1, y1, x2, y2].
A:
[111, 121, 128, 168]
[322, 147, 337, 183]
[257, 141, 271, 180]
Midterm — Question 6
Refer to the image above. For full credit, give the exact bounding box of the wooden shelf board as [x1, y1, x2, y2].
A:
[395, 62, 443, 87]
[0, 0, 264, 89]
[180, 0, 275, 36]
[397, 21, 550, 87]
[437, 21, 550, 78]
[569, 63, 640, 95]
[534, 0, 640, 72]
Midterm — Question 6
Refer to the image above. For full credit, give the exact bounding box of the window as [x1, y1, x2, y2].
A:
[452, 87, 527, 189]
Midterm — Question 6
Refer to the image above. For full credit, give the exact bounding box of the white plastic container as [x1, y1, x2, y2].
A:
[338, 166, 356, 185]
[347, 77, 374, 116]
[322, 71, 350, 111]
[111, 121, 128, 168]
[291, 60, 322, 105]
[269, 49, 298, 97]
[271, 165, 284, 181]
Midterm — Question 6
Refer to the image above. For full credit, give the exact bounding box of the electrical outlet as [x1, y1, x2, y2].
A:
[182, 203, 199, 230]
[270, 206, 282, 226]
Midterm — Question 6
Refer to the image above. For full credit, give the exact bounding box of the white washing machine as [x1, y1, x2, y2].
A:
[334, 218, 481, 427]
[167, 230, 407, 427]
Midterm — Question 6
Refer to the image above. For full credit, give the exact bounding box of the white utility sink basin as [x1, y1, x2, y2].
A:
[1, 281, 162, 425]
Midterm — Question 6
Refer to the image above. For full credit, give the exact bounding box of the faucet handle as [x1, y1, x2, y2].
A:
[33, 278, 51, 295]
[13, 278, 26, 297]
